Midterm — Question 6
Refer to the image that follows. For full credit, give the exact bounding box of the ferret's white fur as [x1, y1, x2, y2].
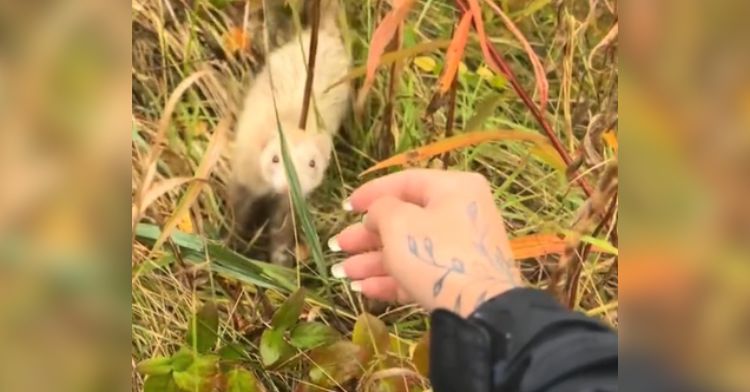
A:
[231, 6, 350, 198]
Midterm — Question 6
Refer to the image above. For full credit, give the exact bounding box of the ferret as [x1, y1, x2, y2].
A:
[229, 1, 351, 265]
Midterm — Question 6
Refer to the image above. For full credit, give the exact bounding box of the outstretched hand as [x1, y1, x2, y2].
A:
[328, 169, 522, 316]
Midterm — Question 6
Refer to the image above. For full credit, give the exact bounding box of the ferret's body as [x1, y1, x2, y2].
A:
[229, 2, 350, 265]
[231, 14, 350, 198]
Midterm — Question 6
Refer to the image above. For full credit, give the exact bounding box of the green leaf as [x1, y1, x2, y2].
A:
[226, 368, 261, 392]
[143, 374, 178, 392]
[172, 355, 218, 392]
[136, 356, 172, 376]
[309, 341, 363, 388]
[135, 223, 298, 293]
[186, 301, 219, 353]
[170, 347, 194, 372]
[190, 354, 219, 377]
[411, 333, 430, 378]
[260, 328, 294, 368]
[135, 223, 203, 251]
[388, 335, 410, 357]
[270, 288, 306, 331]
[209, 0, 232, 9]
[580, 234, 619, 256]
[218, 343, 247, 362]
[352, 313, 389, 363]
[172, 370, 205, 392]
[490, 75, 507, 89]
[274, 108, 328, 278]
[290, 322, 340, 350]
[465, 93, 503, 131]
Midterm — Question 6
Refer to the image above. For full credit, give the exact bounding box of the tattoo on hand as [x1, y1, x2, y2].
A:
[406, 201, 518, 308]
[453, 293, 463, 313]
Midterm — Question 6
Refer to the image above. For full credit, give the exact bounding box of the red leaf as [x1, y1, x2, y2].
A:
[456, 0, 592, 196]
[460, 0, 512, 77]
[356, 0, 416, 110]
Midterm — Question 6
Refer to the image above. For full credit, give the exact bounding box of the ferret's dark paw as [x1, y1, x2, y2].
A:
[270, 249, 295, 268]
[364, 299, 389, 316]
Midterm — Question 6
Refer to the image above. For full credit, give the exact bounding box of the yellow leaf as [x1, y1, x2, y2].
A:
[176, 211, 194, 233]
[413, 56, 436, 72]
[325, 39, 450, 92]
[602, 130, 618, 153]
[410, 333, 430, 378]
[458, 61, 468, 75]
[529, 144, 566, 172]
[361, 130, 551, 176]
[476, 65, 494, 79]
[151, 118, 229, 252]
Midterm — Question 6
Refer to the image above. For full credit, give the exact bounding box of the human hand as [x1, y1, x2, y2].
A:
[328, 169, 522, 317]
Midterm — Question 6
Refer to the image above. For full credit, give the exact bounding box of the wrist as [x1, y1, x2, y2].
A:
[434, 280, 517, 318]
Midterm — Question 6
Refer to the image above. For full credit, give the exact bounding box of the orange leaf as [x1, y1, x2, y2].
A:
[360, 130, 550, 176]
[483, 0, 549, 111]
[438, 12, 473, 93]
[355, 0, 415, 110]
[509, 233, 613, 260]
[224, 26, 250, 54]
[425, 12, 473, 115]
[509, 234, 566, 259]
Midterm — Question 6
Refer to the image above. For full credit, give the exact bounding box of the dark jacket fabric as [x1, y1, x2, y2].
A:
[429, 288, 618, 392]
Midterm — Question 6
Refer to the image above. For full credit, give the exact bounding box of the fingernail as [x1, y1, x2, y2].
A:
[327, 236, 341, 252]
[342, 198, 353, 211]
[331, 262, 347, 279]
[350, 281, 363, 292]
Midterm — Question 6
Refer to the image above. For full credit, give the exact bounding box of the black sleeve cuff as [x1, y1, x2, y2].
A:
[469, 288, 610, 359]
[429, 289, 618, 392]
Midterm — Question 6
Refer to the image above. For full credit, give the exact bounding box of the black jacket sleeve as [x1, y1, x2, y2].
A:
[428, 288, 618, 392]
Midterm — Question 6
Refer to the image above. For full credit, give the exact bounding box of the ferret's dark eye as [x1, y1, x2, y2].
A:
[308, 159, 316, 168]
[272, 155, 280, 163]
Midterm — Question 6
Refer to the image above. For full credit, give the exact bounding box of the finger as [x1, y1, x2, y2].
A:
[331, 252, 386, 280]
[350, 276, 412, 303]
[348, 169, 485, 211]
[328, 223, 381, 254]
[362, 195, 425, 237]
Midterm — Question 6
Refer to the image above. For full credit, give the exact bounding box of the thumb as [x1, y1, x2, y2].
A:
[362, 196, 425, 238]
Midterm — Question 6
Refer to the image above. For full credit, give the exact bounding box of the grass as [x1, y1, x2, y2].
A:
[132, 0, 618, 390]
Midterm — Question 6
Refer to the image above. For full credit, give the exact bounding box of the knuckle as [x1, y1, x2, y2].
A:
[466, 172, 491, 192]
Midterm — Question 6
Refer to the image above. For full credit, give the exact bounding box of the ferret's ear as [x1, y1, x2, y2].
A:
[259, 134, 275, 151]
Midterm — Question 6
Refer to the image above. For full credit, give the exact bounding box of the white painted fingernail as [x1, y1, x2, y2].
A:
[327, 236, 341, 252]
[342, 198, 353, 211]
[331, 263, 347, 279]
[350, 281, 363, 292]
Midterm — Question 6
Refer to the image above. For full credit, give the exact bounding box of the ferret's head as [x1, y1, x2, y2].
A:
[259, 129, 332, 196]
